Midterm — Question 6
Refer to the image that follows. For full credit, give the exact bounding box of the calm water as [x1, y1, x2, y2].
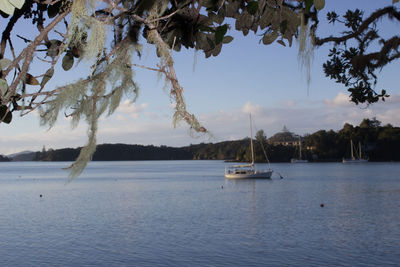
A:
[0, 161, 399, 266]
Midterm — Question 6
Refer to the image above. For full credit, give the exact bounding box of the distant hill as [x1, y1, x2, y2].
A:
[0, 154, 11, 162]
[31, 140, 255, 162]
[29, 139, 293, 163]
[7, 151, 35, 161]
[34, 144, 195, 162]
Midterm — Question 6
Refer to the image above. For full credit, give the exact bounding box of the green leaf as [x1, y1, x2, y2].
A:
[208, 12, 224, 25]
[215, 13, 225, 24]
[202, 0, 216, 9]
[24, 73, 39, 85]
[314, 0, 325, 10]
[262, 31, 278, 45]
[222, 35, 234, 44]
[393, 0, 399, 3]
[260, 8, 274, 29]
[0, 0, 15, 15]
[225, 1, 240, 17]
[41, 68, 54, 88]
[195, 32, 207, 50]
[173, 42, 181, 52]
[0, 79, 8, 96]
[211, 44, 222, 57]
[280, 20, 288, 34]
[247, 1, 258, 15]
[9, 0, 24, 9]
[206, 37, 215, 50]
[304, 0, 313, 14]
[62, 53, 74, 71]
[0, 58, 12, 70]
[0, 105, 12, 124]
[215, 24, 228, 45]
[277, 39, 286, 46]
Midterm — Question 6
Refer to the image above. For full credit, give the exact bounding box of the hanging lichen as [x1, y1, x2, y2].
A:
[297, 12, 315, 90]
[146, 4, 206, 135]
[40, 42, 138, 178]
[67, 0, 107, 63]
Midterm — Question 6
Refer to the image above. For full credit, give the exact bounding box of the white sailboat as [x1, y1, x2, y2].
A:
[291, 137, 308, 163]
[225, 114, 273, 179]
[342, 140, 368, 163]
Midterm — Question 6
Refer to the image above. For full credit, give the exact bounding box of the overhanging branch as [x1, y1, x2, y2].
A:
[315, 6, 400, 46]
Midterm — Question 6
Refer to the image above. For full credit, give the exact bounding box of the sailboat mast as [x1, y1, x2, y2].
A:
[249, 114, 254, 165]
[351, 140, 354, 160]
[299, 137, 302, 160]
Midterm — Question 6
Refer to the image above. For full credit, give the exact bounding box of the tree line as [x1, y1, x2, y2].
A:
[2, 118, 399, 163]
[303, 118, 400, 162]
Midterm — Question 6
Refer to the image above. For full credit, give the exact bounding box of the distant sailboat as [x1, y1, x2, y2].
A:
[342, 140, 368, 163]
[225, 114, 273, 179]
[291, 137, 308, 163]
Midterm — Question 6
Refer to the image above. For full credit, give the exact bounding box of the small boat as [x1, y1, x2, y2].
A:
[225, 114, 273, 179]
[290, 159, 308, 163]
[342, 140, 368, 163]
[291, 136, 308, 163]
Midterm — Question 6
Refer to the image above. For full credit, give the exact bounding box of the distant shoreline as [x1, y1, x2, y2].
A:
[3, 141, 399, 163]
[3, 118, 400, 163]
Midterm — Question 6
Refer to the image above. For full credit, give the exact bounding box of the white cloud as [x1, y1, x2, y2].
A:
[0, 123, 88, 155]
[115, 100, 148, 117]
[241, 102, 262, 115]
[376, 107, 400, 126]
[284, 100, 295, 107]
[324, 92, 352, 107]
[385, 94, 400, 104]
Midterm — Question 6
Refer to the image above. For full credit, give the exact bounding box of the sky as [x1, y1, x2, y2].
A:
[1, 0, 399, 155]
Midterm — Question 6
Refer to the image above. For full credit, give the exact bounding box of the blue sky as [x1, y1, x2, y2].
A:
[1, 0, 399, 155]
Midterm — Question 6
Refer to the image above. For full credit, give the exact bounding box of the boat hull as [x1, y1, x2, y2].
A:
[290, 159, 308, 163]
[342, 159, 368, 163]
[225, 170, 273, 179]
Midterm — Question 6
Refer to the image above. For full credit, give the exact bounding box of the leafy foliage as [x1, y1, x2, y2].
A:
[315, 6, 400, 104]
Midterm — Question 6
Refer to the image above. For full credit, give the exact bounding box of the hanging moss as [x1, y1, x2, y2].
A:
[40, 41, 138, 179]
[297, 13, 315, 88]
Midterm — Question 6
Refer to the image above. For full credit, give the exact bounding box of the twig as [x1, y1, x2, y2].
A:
[131, 63, 160, 72]
[16, 35, 32, 43]
[5, 10, 69, 99]
[54, 30, 67, 38]
[148, 8, 181, 23]
[36, 57, 53, 63]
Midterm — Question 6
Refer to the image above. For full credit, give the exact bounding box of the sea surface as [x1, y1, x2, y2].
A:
[0, 161, 399, 266]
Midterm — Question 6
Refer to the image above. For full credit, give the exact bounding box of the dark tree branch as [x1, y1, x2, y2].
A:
[315, 6, 400, 46]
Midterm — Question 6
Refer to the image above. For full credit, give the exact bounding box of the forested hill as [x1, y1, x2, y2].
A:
[31, 140, 251, 162]
[7, 118, 400, 162]
[0, 155, 10, 162]
[33, 144, 193, 161]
